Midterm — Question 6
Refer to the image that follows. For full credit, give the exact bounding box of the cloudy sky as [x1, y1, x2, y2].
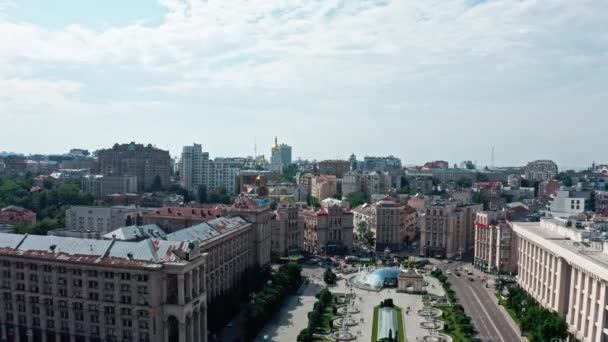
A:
[1, 0, 606, 168]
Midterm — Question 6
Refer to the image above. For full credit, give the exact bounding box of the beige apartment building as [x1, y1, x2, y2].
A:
[473, 211, 518, 275]
[0, 233, 207, 342]
[301, 200, 353, 255]
[370, 201, 417, 252]
[419, 201, 481, 258]
[270, 205, 304, 257]
[513, 219, 608, 342]
[310, 175, 338, 201]
[162, 217, 254, 302]
[226, 196, 272, 269]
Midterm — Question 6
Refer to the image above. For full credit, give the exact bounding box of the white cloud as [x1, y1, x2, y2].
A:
[0, 0, 607, 164]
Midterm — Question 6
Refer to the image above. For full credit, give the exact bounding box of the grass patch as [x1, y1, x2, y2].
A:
[395, 306, 406, 342]
[371, 306, 379, 342]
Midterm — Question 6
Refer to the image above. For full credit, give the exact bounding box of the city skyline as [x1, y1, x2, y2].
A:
[2, 0, 607, 167]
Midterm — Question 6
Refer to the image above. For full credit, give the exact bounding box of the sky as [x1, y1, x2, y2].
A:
[0, 0, 607, 169]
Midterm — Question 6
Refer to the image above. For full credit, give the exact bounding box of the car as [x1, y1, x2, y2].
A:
[454, 271, 461, 277]
[468, 277, 475, 282]
[446, 270, 452, 275]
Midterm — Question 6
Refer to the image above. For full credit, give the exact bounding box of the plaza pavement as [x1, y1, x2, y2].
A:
[256, 267, 446, 342]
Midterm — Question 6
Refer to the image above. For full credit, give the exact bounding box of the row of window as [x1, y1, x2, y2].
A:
[0, 261, 149, 282]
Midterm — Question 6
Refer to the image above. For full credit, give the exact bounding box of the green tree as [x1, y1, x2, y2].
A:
[466, 161, 476, 170]
[323, 268, 337, 285]
[475, 172, 489, 182]
[554, 172, 573, 187]
[356, 221, 375, 250]
[150, 175, 163, 191]
[456, 177, 473, 188]
[346, 191, 366, 207]
[197, 185, 208, 204]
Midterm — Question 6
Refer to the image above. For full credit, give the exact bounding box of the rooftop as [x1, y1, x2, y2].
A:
[0, 233, 193, 268]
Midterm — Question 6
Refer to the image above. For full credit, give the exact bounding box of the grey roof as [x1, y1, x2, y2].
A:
[164, 217, 249, 242]
[102, 224, 166, 241]
[0, 233, 191, 266]
[164, 222, 221, 242]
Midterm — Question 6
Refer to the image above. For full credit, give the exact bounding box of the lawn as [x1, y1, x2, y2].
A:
[435, 306, 470, 342]
[371, 306, 379, 342]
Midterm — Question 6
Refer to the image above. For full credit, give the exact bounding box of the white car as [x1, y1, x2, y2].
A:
[446, 270, 452, 275]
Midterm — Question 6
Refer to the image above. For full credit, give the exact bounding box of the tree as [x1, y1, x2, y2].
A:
[356, 222, 375, 250]
[465, 161, 476, 170]
[297, 328, 314, 342]
[346, 191, 366, 207]
[279, 164, 299, 183]
[456, 177, 473, 188]
[308, 195, 321, 209]
[197, 185, 208, 204]
[323, 268, 337, 285]
[554, 172, 573, 187]
[475, 172, 489, 182]
[150, 175, 163, 191]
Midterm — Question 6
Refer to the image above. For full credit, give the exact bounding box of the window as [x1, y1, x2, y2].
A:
[89, 292, 99, 300]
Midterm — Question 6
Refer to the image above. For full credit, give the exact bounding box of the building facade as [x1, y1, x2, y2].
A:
[419, 202, 481, 258]
[82, 175, 138, 197]
[269, 138, 292, 172]
[226, 196, 272, 269]
[300, 201, 353, 255]
[65, 206, 149, 233]
[524, 160, 558, 182]
[473, 211, 518, 275]
[0, 233, 207, 342]
[310, 175, 338, 201]
[318, 160, 351, 178]
[513, 219, 608, 342]
[270, 205, 304, 257]
[97, 143, 172, 192]
[180, 144, 240, 195]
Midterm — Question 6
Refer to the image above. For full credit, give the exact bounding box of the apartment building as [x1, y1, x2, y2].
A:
[180, 144, 240, 195]
[419, 201, 481, 258]
[270, 205, 304, 257]
[97, 143, 172, 192]
[513, 219, 608, 342]
[473, 211, 518, 275]
[226, 196, 272, 269]
[65, 206, 150, 233]
[81, 175, 138, 197]
[161, 217, 254, 302]
[524, 159, 558, 182]
[0, 233, 207, 342]
[318, 160, 351, 178]
[300, 200, 353, 255]
[310, 175, 338, 201]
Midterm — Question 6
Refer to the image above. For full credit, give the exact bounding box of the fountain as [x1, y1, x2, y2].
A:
[349, 267, 401, 291]
[419, 320, 444, 330]
[417, 308, 442, 318]
[331, 322, 356, 341]
[421, 334, 453, 342]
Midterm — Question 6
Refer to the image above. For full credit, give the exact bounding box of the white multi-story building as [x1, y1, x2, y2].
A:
[513, 219, 608, 342]
[548, 189, 586, 217]
[180, 144, 240, 194]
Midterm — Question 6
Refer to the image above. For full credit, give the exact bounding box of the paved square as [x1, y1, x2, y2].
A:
[257, 267, 446, 341]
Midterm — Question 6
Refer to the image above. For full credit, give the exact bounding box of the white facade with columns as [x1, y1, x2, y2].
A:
[513, 220, 608, 342]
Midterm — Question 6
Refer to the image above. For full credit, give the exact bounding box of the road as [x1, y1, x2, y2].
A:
[440, 262, 524, 342]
